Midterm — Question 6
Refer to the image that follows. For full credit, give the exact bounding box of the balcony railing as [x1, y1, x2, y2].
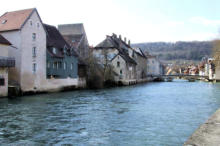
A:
[0, 57, 15, 67]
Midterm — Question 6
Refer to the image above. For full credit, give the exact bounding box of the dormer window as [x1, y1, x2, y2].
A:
[52, 48, 56, 54]
[1, 20, 7, 24]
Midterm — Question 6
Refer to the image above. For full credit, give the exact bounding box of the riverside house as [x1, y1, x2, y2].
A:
[44, 24, 78, 79]
[94, 34, 137, 85]
[58, 24, 89, 85]
[128, 47, 148, 81]
[146, 53, 164, 75]
[0, 8, 47, 92]
[0, 35, 15, 97]
[0, 8, 79, 93]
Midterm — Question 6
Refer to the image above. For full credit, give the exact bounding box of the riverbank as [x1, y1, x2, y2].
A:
[184, 108, 220, 145]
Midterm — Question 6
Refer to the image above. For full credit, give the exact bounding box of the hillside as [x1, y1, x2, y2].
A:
[132, 41, 213, 62]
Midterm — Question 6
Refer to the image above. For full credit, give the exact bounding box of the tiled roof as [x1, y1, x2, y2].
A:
[0, 8, 34, 32]
[0, 34, 11, 45]
[44, 24, 78, 58]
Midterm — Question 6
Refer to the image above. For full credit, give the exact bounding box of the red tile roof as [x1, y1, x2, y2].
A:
[0, 8, 34, 32]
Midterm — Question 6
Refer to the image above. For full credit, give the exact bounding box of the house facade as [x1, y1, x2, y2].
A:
[146, 54, 163, 75]
[94, 34, 137, 84]
[0, 35, 15, 97]
[129, 47, 148, 80]
[44, 24, 78, 79]
[0, 8, 47, 92]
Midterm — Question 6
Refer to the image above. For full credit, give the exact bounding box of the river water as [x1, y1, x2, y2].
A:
[1, 80, 220, 145]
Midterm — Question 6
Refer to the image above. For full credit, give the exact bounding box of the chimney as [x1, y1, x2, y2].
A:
[119, 35, 122, 40]
[112, 33, 117, 38]
[124, 37, 127, 43]
[128, 40, 131, 46]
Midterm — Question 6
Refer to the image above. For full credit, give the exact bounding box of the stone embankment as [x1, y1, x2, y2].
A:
[184, 108, 220, 146]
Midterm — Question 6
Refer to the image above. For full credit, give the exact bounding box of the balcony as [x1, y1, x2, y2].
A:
[0, 57, 15, 67]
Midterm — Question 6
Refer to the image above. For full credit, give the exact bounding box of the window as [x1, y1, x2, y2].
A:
[52, 48, 56, 54]
[32, 33, 36, 41]
[64, 62, 66, 70]
[117, 61, 120, 67]
[120, 70, 123, 74]
[58, 62, 62, 69]
[71, 63, 74, 70]
[47, 62, 50, 68]
[33, 63, 37, 73]
[1, 20, 7, 24]
[53, 62, 56, 69]
[0, 78, 5, 86]
[30, 21, 32, 26]
[32, 47, 36, 57]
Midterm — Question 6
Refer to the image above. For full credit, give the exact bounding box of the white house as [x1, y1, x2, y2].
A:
[94, 34, 137, 85]
[0, 8, 47, 92]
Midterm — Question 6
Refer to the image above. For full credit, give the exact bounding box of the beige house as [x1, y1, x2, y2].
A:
[146, 54, 163, 75]
[0, 35, 15, 97]
[94, 34, 137, 85]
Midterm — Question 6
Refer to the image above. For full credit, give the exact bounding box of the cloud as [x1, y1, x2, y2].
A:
[189, 16, 220, 27]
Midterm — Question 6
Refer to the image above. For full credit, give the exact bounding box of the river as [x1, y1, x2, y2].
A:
[0, 80, 220, 145]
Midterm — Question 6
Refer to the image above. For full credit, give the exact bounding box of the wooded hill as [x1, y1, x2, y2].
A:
[132, 41, 213, 61]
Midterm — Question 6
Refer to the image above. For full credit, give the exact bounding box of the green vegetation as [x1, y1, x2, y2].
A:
[133, 41, 212, 61]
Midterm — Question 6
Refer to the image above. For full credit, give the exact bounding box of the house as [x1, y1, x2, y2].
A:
[94, 34, 137, 85]
[0, 8, 80, 92]
[58, 23, 89, 59]
[0, 8, 47, 92]
[128, 47, 148, 81]
[145, 52, 163, 75]
[44, 24, 78, 79]
[0, 34, 15, 97]
[58, 23, 89, 83]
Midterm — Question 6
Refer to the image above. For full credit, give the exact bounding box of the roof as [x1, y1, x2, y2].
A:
[96, 34, 137, 65]
[133, 47, 147, 58]
[0, 8, 35, 32]
[63, 34, 84, 48]
[0, 34, 11, 45]
[44, 24, 78, 58]
[0, 56, 15, 67]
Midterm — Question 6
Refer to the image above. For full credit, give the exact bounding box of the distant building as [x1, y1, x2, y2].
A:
[145, 53, 163, 75]
[94, 34, 137, 84]
[0, 35, 15, 97]
[58, 24, 89, 59]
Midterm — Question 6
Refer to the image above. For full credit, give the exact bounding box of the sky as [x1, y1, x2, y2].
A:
[1, 0, 220, 45]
